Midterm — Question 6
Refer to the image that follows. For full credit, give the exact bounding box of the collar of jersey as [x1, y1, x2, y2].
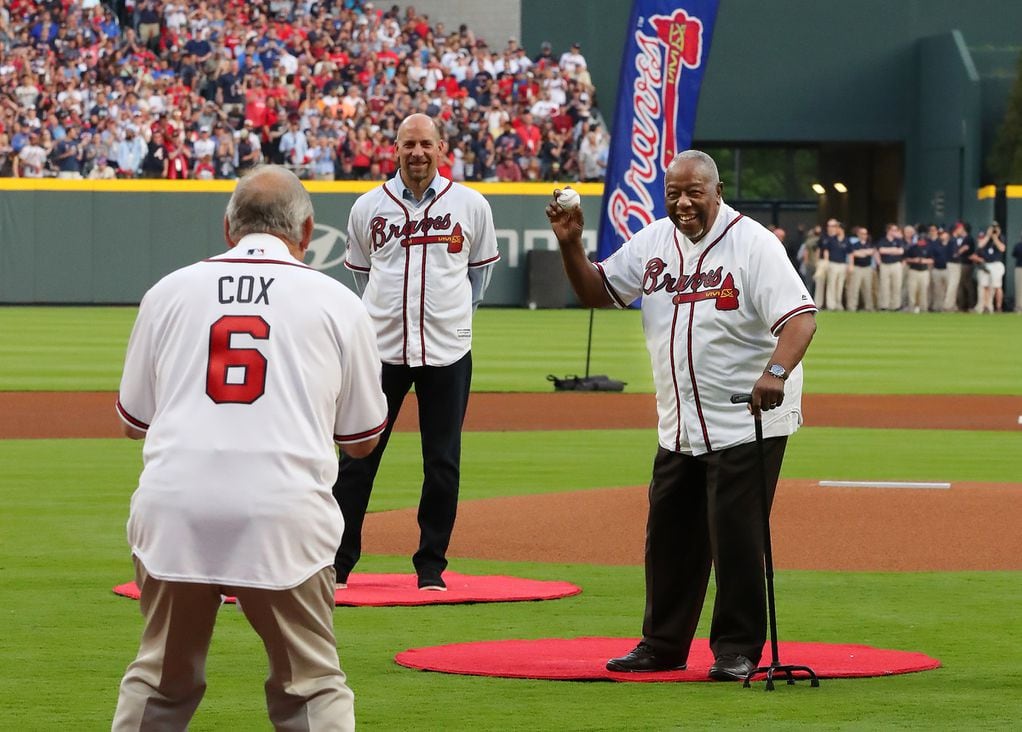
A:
[213, 233, 301, 264]
[392, 172, 447, 207]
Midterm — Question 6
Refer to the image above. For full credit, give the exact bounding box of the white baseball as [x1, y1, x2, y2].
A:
[556, 187, 581, 210]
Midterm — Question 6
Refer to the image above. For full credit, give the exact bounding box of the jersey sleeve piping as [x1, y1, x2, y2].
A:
[771, 303, 818, 335]
[334, 417, 388, 444]
[115, 399, 150, 431]
[595, 262, 629, 309]
[344, 261, 371, 272]
[468, 253, 500, 267]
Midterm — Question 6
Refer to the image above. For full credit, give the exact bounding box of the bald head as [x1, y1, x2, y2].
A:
[225, 165, 314, 248]
[397, 113, 445, 197]
[397, 112, 442, 142]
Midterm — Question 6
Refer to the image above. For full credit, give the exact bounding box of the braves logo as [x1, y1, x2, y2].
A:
[370, 213, 454, 252]
[607, 8, 706, 243]
[642, 258, 740, 310]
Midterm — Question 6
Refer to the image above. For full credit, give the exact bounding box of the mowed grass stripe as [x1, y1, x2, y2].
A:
[1, 307, 1020, 393]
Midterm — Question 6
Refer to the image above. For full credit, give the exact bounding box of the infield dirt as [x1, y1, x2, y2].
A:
[3, 391, 1020, 570]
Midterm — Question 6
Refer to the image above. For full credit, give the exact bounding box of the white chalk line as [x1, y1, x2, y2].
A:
[818, 480, 952, 490]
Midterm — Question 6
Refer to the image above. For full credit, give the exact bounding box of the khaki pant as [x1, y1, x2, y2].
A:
[906, 268, 931, 312]
[878, 262, 904, 310]
[1015, 267, 1022, 312]
[930, 268, 949, 312]
[825, 261, 847, 311]
[113, 559, 353, 732]
[846, 266, 874, 311]
[812, 263, 827, 308]
[944, 263, 962, 311]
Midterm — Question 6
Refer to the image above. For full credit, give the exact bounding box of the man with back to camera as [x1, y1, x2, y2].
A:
[112, 166, 387, 730]
[333, 113, 500, 591]
[547, 150, 817, 680]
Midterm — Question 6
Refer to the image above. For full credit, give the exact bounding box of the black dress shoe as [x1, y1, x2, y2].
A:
[606, 643, 686, 672]
[417, 572, 447, 591]
[708, 654, 756, 681]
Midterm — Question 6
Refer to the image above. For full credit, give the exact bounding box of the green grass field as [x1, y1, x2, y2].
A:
[1, 307, 1020, 393]
[1, 307, 1020, 730]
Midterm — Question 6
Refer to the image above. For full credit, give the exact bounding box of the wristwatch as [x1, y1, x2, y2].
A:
[764, 364, 788, 380]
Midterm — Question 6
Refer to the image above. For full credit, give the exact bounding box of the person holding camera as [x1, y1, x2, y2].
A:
[971, 224, 1006, 313]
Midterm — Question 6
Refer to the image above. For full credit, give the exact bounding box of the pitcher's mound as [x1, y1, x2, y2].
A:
[395, 637, 940, 681]
[114, 572, 581, 607]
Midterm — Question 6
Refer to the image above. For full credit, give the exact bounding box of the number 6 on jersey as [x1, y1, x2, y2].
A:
[205, 315, 270, 404]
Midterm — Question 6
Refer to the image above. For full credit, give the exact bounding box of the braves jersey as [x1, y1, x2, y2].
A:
[117, 234, 388, 590]
[345, 174, 500, 367]
[598, 203, 818, 456]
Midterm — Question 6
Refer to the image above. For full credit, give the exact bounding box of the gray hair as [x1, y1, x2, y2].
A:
[669, 149, 720, 186]
[225, 165, 314, 244]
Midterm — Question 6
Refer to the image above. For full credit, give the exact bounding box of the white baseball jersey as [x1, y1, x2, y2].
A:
[599, 203, 818, 456]
[345, 173, 500, 367]
[116, 234, 388, 590]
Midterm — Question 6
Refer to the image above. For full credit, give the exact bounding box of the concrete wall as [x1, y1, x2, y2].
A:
[0, 181, 599, 306]
[412, 0, 521, 49]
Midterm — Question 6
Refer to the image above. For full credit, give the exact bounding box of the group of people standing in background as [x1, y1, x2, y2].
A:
[787, 219, 1022, 314]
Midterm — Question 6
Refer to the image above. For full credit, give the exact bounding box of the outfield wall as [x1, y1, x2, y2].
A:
[1, 180, 1010, 305]
[0, 180, 601, 305]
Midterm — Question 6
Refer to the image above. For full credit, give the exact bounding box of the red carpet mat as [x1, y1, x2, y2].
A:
[113, 572, 581, 607]
[395, 637, 940, 681]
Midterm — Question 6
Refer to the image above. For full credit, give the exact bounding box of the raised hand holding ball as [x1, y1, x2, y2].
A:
[556, 187, 581, 210]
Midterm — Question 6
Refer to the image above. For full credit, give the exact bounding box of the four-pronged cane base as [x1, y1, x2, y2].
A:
[743, 664, 820, 691]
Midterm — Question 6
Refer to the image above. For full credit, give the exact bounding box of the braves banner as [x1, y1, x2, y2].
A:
[598, 0, 720, 261]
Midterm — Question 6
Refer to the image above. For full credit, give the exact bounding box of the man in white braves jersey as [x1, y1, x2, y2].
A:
[113, 166, 387, 731]
[547, 150, 817, 681]
[334, 113, 500, 590]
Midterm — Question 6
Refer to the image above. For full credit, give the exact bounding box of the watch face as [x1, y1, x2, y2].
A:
[769, 364, 786, 379]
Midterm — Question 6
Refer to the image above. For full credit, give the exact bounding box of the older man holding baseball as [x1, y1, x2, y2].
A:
[547, 150, 817, 680]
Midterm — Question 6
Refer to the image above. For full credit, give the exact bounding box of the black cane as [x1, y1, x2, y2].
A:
[730, 393, 819, 691]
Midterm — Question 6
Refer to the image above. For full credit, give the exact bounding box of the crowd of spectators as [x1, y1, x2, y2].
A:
[0, 0, 610, 182]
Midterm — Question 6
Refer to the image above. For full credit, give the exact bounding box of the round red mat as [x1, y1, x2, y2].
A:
[112, 572, 581, 607]
[394, 637, 940, 681]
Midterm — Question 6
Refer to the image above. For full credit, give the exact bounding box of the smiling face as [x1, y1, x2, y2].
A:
[397, 113, 444, 190]
[664, 154, 722, 242]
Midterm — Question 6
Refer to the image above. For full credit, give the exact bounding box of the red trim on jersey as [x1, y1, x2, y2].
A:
[427, 180, 454, 209]
[344, 261, 371, 272]
[669, 303, 683, 451]
[335, 417, 388, 444]
[416, 180, 453, 367]
[595, 262, 629, 308]
[685, 213, 745, 452]
[383, 184, 413, 365]
[115, 399, 150, 431]
[771, 303, 818, 335]
[203, 258, 310, 268]
[671, 230, 686, 450]
[468, 253, 500, 268]
[419, 246, 428, 366]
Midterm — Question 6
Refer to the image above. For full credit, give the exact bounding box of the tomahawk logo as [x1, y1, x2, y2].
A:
[607, 9, 706, 243]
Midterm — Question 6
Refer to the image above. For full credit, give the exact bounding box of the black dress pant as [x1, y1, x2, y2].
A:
[332, 352, 472, 581]
[641, 436, 787, 664]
